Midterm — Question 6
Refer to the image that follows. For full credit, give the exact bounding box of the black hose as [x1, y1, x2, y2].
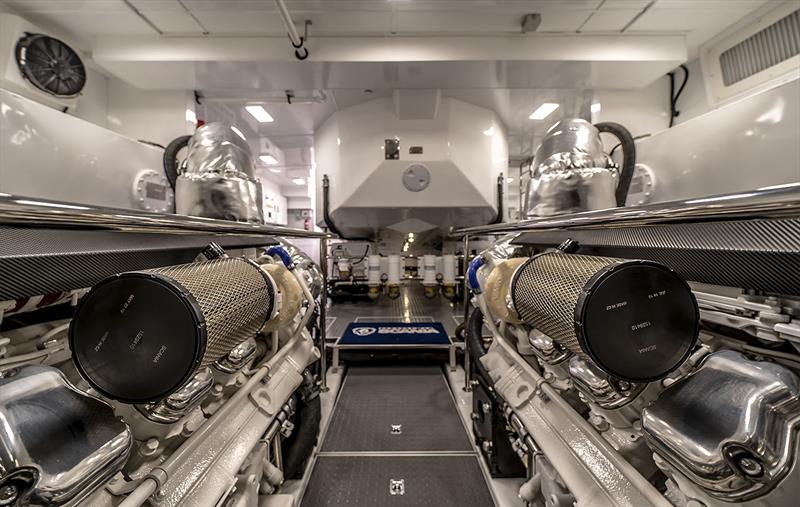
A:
[281, 371, 321, 480]
[668, 64, 690, 128]
[490, 174, 505, 224]
[322, 174, 371, 241]
[163, 135, 192, 190]
[466, 307, 493, 384]
[594, 122, 636, 207]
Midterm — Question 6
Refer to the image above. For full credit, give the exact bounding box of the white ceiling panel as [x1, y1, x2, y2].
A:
[187, 10, 288, 33]
[140, 10, 206, 34]
[1, 0, 128, 13]
[580, 9, 640, 32]
[629, 4, 766, 32]
[180, 1, 604, 12]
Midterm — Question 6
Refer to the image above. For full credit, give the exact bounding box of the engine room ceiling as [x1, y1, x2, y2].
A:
[0, 0, 771, 192]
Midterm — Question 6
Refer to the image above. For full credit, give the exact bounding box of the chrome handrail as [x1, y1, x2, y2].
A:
[450, 184, 800, 237]
[0, 194, 327, 239]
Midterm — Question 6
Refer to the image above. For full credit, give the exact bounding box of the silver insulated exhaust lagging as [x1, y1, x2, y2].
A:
[510, 252, 699, 382]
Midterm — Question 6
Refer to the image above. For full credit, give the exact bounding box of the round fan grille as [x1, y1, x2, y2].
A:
[15, 33, 86, 97]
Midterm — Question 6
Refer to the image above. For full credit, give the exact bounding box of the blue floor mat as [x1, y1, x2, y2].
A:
[339, 322, 450, 345]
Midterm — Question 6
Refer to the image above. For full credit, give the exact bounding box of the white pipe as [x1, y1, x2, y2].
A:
[273, 0, 306, 52]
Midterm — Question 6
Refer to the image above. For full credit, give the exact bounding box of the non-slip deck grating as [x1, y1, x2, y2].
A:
[322, 366, 472, 452]
[301, 455, 494, 506]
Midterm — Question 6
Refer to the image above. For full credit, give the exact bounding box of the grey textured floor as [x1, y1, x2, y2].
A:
[300, 287, 495, 506]
[301, 455, 495, 507]
[326, 285, 463, 339]
[322, 366, 472, 452]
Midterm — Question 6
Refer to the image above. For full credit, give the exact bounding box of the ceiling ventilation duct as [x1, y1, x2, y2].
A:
[701, 2, 800, 104]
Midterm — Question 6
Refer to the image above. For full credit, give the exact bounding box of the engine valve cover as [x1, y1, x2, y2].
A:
[0, 365, 132, 506]
[642, 350, 800, 500]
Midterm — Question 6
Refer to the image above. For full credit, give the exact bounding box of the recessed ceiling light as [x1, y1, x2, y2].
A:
[506, 177, 515, 183]
[245, 105, 274, 123]
[185, 108, 197, 124]
[259, 155, 279, 165]
[230, 125, 246, 140]
[269, 168, 281, 173]
[591, 103, 601, 113]
[529, 103, 559, 120]
[291, 177, 306, 185]
[483, 126, 494, 136]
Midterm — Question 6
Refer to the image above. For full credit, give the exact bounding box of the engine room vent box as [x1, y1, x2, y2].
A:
[701, 3, 800, 105]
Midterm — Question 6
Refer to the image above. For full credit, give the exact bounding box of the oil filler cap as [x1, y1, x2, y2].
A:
[574, 261, 699, 383]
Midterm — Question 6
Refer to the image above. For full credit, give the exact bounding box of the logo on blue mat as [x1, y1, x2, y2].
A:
[352, 327, 377, 336]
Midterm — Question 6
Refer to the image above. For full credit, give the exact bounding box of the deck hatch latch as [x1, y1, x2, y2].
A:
[389, 479, 405, 495]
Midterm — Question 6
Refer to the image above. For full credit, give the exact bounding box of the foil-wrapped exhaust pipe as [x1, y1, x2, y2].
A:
[510, 252, 699, 382]
[175, 122, 264, 224]
[69, 257, 278, 403]
[522, 119, 617, 218]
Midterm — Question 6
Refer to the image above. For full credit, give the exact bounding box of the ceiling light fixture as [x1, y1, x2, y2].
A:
[185, 108, 197, 124]
[245, 105, 274, 123]
[269, 168, 281, 173]
[292, 177, 306, 185]
[506, 177, 515, 183]
[591, 103, 602, 113]
[230, 125, 246, 140]
[259, 155, 279, 165]
[483, 126, 494, 136]
[529, 103, 559, 120]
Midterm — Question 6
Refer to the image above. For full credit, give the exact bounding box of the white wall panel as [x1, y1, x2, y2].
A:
[634, 78, 800, 202]
[0, 88, 166, 209]
[106, 78, 194, 146]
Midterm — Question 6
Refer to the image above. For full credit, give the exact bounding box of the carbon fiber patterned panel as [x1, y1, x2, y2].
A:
[513, 217, 800, 295]
[0, 226, 277, 300]
[301, 455, 495, 507]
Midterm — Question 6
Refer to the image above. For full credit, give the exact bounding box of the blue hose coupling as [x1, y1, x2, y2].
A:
[467, 256, 485, 294]
[266, 246, 295, 270]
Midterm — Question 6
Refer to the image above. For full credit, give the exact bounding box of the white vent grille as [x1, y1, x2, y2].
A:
[720, 9, 800, 86]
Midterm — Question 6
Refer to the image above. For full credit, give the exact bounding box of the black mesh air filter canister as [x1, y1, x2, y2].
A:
[511, 253, 698, 382]
[69, 258, 276, 403]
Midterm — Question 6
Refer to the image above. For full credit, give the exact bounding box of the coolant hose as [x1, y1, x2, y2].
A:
[467, 256, 485, 294]
[266, 246, 295, 270]
[595, 122, 636, 207]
